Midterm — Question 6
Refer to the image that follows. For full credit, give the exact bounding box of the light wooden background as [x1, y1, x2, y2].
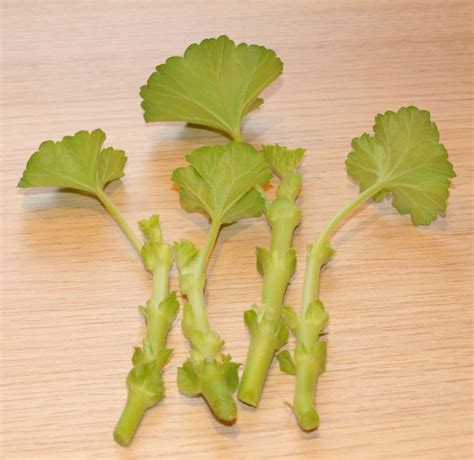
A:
[1, 1, 472, 459]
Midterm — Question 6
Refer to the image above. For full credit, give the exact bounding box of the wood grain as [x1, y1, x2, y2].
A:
[1, 1, 472, 458]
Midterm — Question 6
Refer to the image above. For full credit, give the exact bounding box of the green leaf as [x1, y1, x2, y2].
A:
[262, 144, 305, 178]
[275, 322, 289, 350]
[222, 357, 241, 392]
[158, 292, 179, 322]
[18, 129, 127, 194]
[282, 305, 299, 334]
[174, 240, 199, 273]
[255, 247, 270, 276]
[132, 347, 144, 366]
[181, 302, 197, 338]
[320, 242, 336, 266]
[138, 215, 162, 243]
[243, 308, 258, 335]
[127, 357, 167, 407]
[172, 142, 271, 224]
[277, 350, 296, 375]
[346, 106, 456, 225]
[140, 35, 283, 140]
[314, 342, 327, 375]
[177, 360, 201, 396]
[305, 300, 329, 332]
[138, 304, 149, 320]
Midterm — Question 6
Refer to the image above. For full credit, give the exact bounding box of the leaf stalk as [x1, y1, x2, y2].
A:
[96, 189, 142, 255]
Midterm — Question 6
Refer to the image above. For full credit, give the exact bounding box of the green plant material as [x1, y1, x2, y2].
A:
[140, 35, 283, 141]
[276, 350, 296, 375]
[141, 36, 297, 411]
[114, 216, 179, 446]
[173, 141, 271, 422]
[173, 142, 270, 225]
[238, 145, 304, 406]
[18, 129, 141, 253]
[19, 133, 179, 446]
[263, 144, 305, 179]
[285, 106, 455, 431]
[346, 106, 455, 225]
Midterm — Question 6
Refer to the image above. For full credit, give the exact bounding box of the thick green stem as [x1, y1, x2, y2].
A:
[147, 262, 173, 351]
[114, 235, 175, 446]
[178, 218, 240, 421]
[261, 264, 291, 312]
[238, 259, 291, 405]
[294, 182, 383, 430]
[114, 390, 150, 447]
[238, 328, 277, 406]
[269, 218, 297, 254]
[239, 209, 299, 406]
[201, 369, 237, 422]
[186, 282, 211, 334]
[96, 189, 142, 255]
[151, 262, 170, 306]
[184, 218, 221, 334]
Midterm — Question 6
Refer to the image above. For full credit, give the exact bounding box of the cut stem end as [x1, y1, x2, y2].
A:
[113, 390, 151, 447]
[295, 407, 320, 431]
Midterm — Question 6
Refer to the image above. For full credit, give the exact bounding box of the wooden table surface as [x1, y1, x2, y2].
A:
[1, 1, 472, 458]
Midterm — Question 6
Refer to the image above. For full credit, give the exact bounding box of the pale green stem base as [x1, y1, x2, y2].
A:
[114, 390, 151, 447]
[238, 328, 277, 406]
[201, 371, 237, 422]
[294, 358, 320, 431]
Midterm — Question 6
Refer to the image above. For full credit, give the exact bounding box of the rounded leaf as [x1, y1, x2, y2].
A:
[346, 106, 455, 225]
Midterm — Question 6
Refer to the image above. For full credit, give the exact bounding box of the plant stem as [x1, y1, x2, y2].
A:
[178, 218, 239, 421]
[232, 131, 243, 142]
[186, 282, 211, 334]
[293, 355, 320, 431]
[147, 260, 173, 352]
[301, 182, 382, 312]
[239, 204, 300, 406]
[96, 189, 142, 255]
[151, 262, 170, 306]
[185, 218, 221, 334]
[196, 219, 221, 275]
[238, 329, 278, 406]
[114, 390, 150, 447]
[114, 237, 175, 446]
[269, 218, 296, 253]
[293, 182, 383, 431]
